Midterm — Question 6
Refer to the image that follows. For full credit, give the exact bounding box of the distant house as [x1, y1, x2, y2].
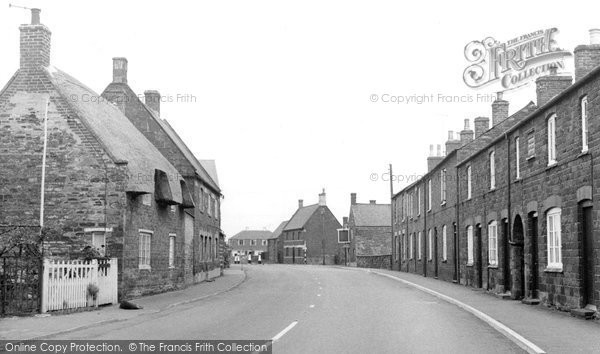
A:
[101, 60, 223, 284]
[282, 190, 343, 265]
[269, 221, 288, 263]
[228, 230, 273, 262]
[347, 193, 392, 269]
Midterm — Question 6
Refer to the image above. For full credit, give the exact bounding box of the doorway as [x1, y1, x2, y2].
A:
[581, 202, 594, 307]
[527, 212, 539, 298]
[502, 219, 510, 293]
[476, 224, 483, 288]
[434, 228, 439, 278]
[512, 215, 525, 299]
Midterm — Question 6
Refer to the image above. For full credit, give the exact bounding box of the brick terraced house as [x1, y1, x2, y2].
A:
[281, 190, 344, 265]
[101, 60, 223, 284]
[0, 10, 222, 299]
[228, 230, 272, 262]
[392, 29, 600, 316]
[346, 193, 391, 269]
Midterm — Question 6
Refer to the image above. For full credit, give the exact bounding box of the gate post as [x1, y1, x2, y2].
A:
[41, 259, 49, 313]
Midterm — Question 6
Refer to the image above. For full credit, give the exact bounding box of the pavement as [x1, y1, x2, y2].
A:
[0, 268, 246, 341]
[344, 267, 600, 354]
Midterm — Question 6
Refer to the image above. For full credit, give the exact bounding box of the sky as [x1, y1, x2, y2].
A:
[1, 0, 598, 237]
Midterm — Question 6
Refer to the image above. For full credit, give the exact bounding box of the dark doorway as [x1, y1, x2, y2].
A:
[453, 223, 458, 282]
[581, 202, 594, 307]
[476, 224, 483, 288]
[512, 215, 525, 299]
[434, 228, 439, 278]
[502, 219, 510, 293]
[527, 212, 539, 298]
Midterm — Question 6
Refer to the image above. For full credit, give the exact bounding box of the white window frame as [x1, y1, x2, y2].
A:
[409, 233, 414, 259]
[428, 229, 433, 261]
[527, 132, 535, 158]
[467, 226, 474, 265]
[489, 150, 496, 190]
[547, 208, 562, 270]
[547, 114, 557, 166]
[442, 225, 447, 261]
[581, 96, 588, 153]
[488, 221, 498, 266]
[168, 234, 176, 268]
[440, 169, 447, 204]
[417, 231, 422, 260]
[515, 137, 521, 180]
[417, 187, 421, 216]
[427, 179, 432, 211]
[141, 193, 152, 206]
[467, 166, 472, 200]
[262, 240, 268, 246]
[402, 231, 407, 259]
[251, 240, 257, 246]
[138, 230, 153, 269]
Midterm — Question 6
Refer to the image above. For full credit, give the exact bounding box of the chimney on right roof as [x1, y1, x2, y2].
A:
[574, 29, 600, 81]
[351, 193, 357, 205]
[298, 199, 303, 209]
[491, 92, 508, 126]
[474, 117, 490, 138]
[20, 8, 51, 70]
[536, 66, 572, 107]
[460, 119, 474, 146]
[112, 57, 128, 84]
[445, 130, 461, 154]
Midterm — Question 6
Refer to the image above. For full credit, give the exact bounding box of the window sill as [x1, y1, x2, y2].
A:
[138, 265, 151, 270]
[578, 150, 590, 158]
[546, 162, 557, 170]
[526, 155, 535, 161]
[544, 266, 563, 273]
[487, 265, 498, 269]
[466, 262, 474, 267]
[489, 187, 496, 193]
[440, 201, 446, 206]
[442, 259, 447, 263]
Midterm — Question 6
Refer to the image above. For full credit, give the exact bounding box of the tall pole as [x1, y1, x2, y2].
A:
[389, 164, 394, 270]
[39, 98, 49, 230]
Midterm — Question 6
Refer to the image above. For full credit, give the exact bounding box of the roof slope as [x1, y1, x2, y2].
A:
[271, 220, 288, 239]
[47, 67, 183, 201]
[350, 204, 391, 227]
[199, 160, 219, 187]
[229, 230, 273, 240]
[284, 204, 320, 231]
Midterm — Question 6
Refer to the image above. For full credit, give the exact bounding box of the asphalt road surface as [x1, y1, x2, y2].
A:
[51, 264, 524, 354]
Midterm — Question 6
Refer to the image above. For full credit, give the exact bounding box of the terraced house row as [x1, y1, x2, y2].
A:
[0, 10, 224, 302]
[391, 29, 600, 314]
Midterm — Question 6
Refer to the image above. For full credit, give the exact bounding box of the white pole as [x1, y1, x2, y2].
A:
[40, 98, 50, 228]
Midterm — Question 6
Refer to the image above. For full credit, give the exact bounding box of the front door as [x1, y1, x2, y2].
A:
[582, 205, 594, 307]
[476, 225, 483, 288]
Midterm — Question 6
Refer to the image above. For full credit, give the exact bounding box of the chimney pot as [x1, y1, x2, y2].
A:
[144, 90, 161, 117]
[112, 57, 128, 84]
[447, 130, 453, 140]
[437, 144, 442, 157]
[464, 119, 470, 130]
[429, 144, 434, 157]
[318, 189, 326, 206]
[31, 8, 41, 25]
[350, 193, 357, 205]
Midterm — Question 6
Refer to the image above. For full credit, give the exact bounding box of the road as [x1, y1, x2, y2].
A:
[50, 264, 523, 354]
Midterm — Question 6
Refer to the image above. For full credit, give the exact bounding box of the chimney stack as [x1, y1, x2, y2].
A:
[491, 92, 509, 126]
[536, 66, 572, 107]
[20, 9, 51, 70]
[112, 57, 128, 84]
[445, 130, 461, 154]
[351, 193, 357, 205]
[427, 144, 444, 172]
[369, 200, 376, 204]
[318, 189, 326, 206]
[437, 144, 442, 157]
[144, 90, 161, 117]
[460, 119, 474, 146]
[574, 29, 600, 81]
[474, 117, 490, 138]
[298, 199, 303, 209]
[343, 217, 348, 227]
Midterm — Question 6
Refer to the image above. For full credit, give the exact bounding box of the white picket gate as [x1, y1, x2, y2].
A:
[41, 258, 118, 312]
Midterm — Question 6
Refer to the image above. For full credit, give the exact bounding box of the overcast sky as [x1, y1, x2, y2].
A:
[1, 0, 598, 237]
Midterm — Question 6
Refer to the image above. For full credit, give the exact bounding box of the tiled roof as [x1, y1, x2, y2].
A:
[229, 230, 273, 240]
[351, 204, 391, 227]
[271, 220, 288, 239]
[47, 67, 183, 202]
[284, 204, 320, 231]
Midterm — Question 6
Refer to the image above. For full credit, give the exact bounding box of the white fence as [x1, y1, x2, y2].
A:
[41, 258, 118, 312]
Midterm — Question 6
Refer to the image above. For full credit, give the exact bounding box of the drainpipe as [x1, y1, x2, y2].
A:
[389, 164, 394, 270]
[423, 180, 427, 278]
[455, 167, 460, 284]
[506, 133, 512, 294]
[39, 98, 49, 234]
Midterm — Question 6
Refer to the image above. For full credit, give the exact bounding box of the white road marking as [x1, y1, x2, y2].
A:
[317, 294, 321, 297]
[272, 321, 298, 342]
[309, 304, 315, 308]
